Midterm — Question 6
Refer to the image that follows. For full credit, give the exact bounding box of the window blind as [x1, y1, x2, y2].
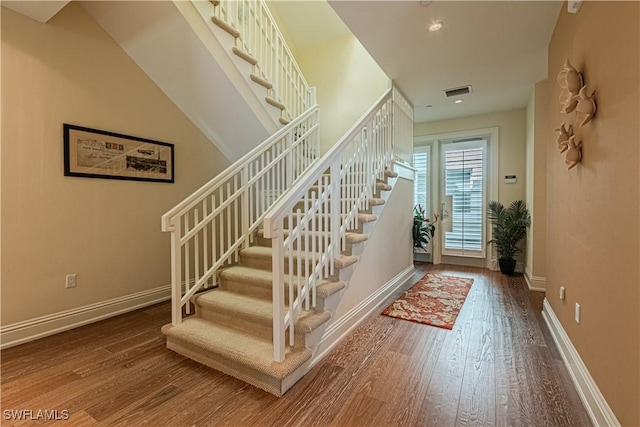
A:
[413, 151, 429, 211]
[442, 140, 486, 257]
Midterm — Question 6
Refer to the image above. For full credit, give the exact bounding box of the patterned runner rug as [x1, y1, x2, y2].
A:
[382, 273, 474, 329]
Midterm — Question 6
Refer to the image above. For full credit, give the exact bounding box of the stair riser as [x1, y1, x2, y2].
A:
[281, 214, 376, 231]
[240, 255, 341, 279]
[255, 233, 365, 257]
[219, 276, 271, 299]
[283, 215, 334, 230]
[255, 234, 336, 252]
[219, 273, 341, 301]
[218, 276, 302, 300]
[289, 200, 378, 216]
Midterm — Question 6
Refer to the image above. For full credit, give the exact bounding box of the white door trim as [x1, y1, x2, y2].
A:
[414, 127, 499, 269]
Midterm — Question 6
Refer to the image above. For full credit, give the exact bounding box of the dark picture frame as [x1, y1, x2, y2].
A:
[64, 124, 174, 183]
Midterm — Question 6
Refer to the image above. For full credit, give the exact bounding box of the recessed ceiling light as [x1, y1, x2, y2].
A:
[454, 99, 463, 104]
[428, 22, 443, 32]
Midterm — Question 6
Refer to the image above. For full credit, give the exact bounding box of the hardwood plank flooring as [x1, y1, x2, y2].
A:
[0, 264, 592, 426]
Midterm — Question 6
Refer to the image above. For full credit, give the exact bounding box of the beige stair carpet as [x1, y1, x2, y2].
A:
[162, 170, 396, 396]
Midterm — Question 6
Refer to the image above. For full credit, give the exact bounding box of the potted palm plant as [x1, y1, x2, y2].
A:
[413, 204, 438, 252]
[487, 200, 531, 275]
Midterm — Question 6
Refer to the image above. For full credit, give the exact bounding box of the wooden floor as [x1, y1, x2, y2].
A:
[1, 264, 592, 426]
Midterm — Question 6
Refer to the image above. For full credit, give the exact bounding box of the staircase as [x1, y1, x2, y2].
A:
[162, 170, 397, 395]
[160, 87, 413, 395]
[153, 0, 415, 396]
[205, 0, 310, 126]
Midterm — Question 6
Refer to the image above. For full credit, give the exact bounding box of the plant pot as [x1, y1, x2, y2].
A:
[498, 258, 517, 276]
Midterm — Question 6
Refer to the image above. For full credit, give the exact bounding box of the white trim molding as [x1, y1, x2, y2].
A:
[0, 285, 171, 350]
[542, 299, 621, 427]
[310, 265, 415, 366]
[414, 127, 499, 269]
[524, 271, 546, 291]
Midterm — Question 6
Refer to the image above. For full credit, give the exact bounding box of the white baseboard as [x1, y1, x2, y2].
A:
[0, 285, 171, 350]
[524, 271, 546, 292]
[309, 265, 415, 366]
[542, 299, 620, 427]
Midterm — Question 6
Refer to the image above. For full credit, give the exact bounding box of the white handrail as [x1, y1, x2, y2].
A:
[162, 106, 320, 326]
[212, 0, 313, 119]
[264, 86, 413, 361]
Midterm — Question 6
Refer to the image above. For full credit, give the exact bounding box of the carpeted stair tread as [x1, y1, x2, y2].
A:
[255, 229, 368, 245]
[266, 96, 286, 110]
[219, 266, 346, 299]
[283, 211, 375, 224]
[211, 16, 240, 38]
[297, 311, 331, 333]
[368, 197, 386, 206]
[194, 289, 332, 333]
[161, 318, 311, 380]
[240, 245, 359, 268]
[376, 182, 392, 192]
[250, 73, 272, 90]
[345, 232, 369, 244]
[333, 254, 358, 269]
[232, 46, 258, 65]
[358, 213, 377, 223]
[316, 280, 346, 299]
[384, 169, 399, 178]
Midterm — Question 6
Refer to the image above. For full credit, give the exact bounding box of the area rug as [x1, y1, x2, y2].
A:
[382, 273, 474, 329]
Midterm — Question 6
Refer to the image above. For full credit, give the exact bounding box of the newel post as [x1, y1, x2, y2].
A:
[170, 221, 183, 326]
[271, 224, 286, 362]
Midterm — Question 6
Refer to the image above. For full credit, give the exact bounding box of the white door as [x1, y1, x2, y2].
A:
[440, 138, 487, 258]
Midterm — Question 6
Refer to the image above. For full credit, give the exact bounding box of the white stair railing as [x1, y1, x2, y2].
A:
[264, 86, 414, 361]
[211, 0, 312, 120]
[162, 106, 320, 326]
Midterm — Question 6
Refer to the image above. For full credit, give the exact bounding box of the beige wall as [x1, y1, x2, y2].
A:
[544, 2, 639, 425]
[414, 109, 527, 207]
[525, 82, 549, 285]
[1, 4, 229, 325]
[297, 35, 390, 153]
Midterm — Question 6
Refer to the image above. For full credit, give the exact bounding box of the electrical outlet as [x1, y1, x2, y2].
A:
[574, 303, 581, 324]
[66, 274, 77, 288]
[559, 286, 565, 301]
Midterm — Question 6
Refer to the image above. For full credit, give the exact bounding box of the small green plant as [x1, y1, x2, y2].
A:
[487, 200, 531, 274]
[413, 205, 438, 251]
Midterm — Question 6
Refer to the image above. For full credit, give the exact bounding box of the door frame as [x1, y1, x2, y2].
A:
[414, 127, 499, 270]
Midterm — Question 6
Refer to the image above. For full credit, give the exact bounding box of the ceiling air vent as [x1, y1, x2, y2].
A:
[443, 85, 473, 98]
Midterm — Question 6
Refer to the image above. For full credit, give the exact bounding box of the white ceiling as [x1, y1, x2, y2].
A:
[5, 0, 563, 125]
[274, 0, 563, 123]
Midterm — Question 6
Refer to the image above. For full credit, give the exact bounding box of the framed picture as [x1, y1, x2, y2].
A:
[64, 124, 174, 183]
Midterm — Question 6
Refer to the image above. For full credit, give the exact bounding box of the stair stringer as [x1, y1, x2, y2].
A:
[81, 0, 278, 162]
[305, 162, 417, 366]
